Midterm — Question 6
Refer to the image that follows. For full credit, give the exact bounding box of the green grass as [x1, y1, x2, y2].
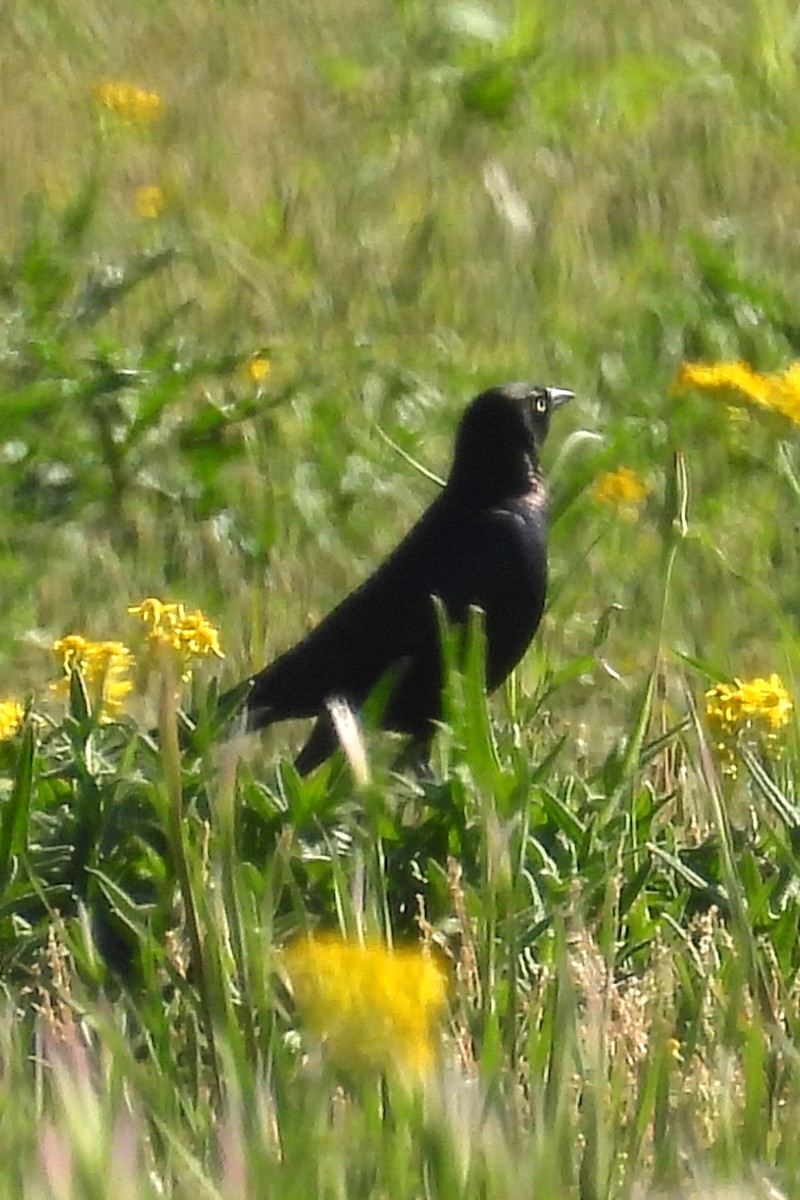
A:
[1, 0, 800, 1194]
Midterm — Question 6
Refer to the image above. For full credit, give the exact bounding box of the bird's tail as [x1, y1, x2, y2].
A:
[216, 676, 272, 735]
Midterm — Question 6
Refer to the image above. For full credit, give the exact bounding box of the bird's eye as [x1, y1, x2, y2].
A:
[534, 395, 548, 414]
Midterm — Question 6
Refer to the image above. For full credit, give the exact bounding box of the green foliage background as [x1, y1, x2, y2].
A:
[1, 0, 800, 1196]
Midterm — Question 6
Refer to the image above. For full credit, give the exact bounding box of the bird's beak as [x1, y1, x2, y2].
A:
[547, 387, 574, 409]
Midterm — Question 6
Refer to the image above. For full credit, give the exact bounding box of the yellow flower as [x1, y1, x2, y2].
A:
[773, 363, 800, 424]
[128, 598, 224, 681]
[0, 700, 24, 741]
[282, 935, 448, 1083]
[592, 467, 647, 510]
[676, 361, 800, 426]
[238, 356, 271, 386]
[94, 81, 164, 123]
[666, 1037, 682, 1062]
[705, 673, 793, 774]
[676, 361, 772, 406]
[52, 635, 134, 718]
[134, 185, 168, 219]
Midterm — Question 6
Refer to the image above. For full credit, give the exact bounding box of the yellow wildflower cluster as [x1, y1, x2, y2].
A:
[705, 673, 793, 774]
[282, 935, 448, 1083]
[128, 598, 224, 679]
[94, 81, 164, 123]
[592, 467, 647, 510]
[0, 700, 24, 741]
[134, 185, 168, 219]
[52, 635, 134, 718]
[677, 361, 800, 426]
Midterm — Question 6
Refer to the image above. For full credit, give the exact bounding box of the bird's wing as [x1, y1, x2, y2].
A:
[418, 503, 548, 687]
[246, 499, 545, 722]
[246, 506, 448, 720]
[424, 503, 545, 616]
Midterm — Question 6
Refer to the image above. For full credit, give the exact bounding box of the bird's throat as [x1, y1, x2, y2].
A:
[450, 449, 540, 504]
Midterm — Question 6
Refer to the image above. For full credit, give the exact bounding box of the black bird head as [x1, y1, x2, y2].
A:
[449, 382, 573, 498]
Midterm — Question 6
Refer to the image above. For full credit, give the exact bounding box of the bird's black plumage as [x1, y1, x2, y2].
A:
[230, 381, 572, 774]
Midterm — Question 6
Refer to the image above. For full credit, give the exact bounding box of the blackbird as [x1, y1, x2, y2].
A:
[227, 381, 572, 773]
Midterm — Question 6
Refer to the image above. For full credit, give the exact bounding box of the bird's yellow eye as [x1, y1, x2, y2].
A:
[535, 395, 548, 414]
